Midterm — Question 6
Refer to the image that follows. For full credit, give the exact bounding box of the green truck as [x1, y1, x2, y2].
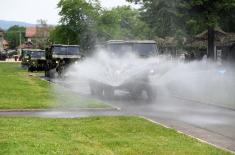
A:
[20, 49, 43, 69]
[89, 40, 158, 102]
[28, 50, 46, 72]
[45, 44, 83, 78]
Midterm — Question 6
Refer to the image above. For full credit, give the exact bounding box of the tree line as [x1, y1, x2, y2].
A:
[5, 0, 235, 58]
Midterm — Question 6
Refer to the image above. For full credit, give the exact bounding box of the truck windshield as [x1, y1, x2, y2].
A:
[31, 51, 45, 58]
[107, 44, 132, 54]
[133, 43, 157, 57]
[107, 43, 157, 57]
[53, 46, 80, 55]
[22, 50, 32, 57]
[67, 46, 80, 55]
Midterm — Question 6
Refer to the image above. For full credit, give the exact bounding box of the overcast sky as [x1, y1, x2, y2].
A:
[0, 0, 133, 25]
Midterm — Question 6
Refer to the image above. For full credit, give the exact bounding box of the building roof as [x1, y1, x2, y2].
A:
[26, 27, 37, 38]
[195, 27, 227, 41]
[106, 40, 156, 44]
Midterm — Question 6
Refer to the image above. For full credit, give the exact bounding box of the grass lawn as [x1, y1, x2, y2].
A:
[0, 63, 108, 109]
[0, 116, 233, 155]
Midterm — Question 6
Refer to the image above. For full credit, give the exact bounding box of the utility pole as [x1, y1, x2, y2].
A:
[19, 31, 22, 46]
[19, 31, 22, 55]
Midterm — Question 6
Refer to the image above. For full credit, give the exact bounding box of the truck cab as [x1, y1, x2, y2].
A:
[89, 40, 158, 102]
[45, 45, 83, 78]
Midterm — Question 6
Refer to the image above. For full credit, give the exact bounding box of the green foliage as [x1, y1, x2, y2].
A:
[5, 25, 25, 49]
[49, 25, 75, 45]
[97, 6, 150, 41]
[0, 116, 233, 155]
[55, 0, 100, 50]
[127, 0, 181, 38]
[51, 3, 150, 49]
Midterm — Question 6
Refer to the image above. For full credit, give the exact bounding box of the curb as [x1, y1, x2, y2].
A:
[140, 116, 235, 154]
[0, 107, 121, 113]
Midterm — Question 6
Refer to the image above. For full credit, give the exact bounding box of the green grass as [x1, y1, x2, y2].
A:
[0, 63, 108, 109]
[54, 88, 110, 108]
[0, 63, 54, 109]
[0, 116, 232, 155]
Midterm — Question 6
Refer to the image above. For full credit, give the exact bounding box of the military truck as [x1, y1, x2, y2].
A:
[21, 49, 34, 68]
[21, 49, 43, 68]
[45, 44, 82, 78]
[28, 50, 46, 72]
[89, 40, 158, 102]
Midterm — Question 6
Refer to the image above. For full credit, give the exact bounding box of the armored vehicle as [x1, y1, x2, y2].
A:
[28, 50, 46, 72]
[45, 44, 82, 78]
[89, 40, 158, 102]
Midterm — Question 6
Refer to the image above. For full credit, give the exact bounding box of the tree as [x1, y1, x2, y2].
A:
[57, 0, 101, 51]
[5, 25, 25, 49]
[179, 0, 235, 58]
[49, 25, 76, 45]
[127, 0, 181, 38]
[97, 6, 150, 41]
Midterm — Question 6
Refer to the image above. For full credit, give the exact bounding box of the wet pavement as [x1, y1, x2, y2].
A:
[0, 81, 235, 152]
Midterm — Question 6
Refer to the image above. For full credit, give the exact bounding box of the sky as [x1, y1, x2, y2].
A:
[0, 0, 134, 25]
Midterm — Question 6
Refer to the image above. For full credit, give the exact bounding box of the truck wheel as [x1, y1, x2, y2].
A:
[49, 69, 56, 78]
[144, 85, 156, 103]
[103, 86, 114, 99]
[28, 66, 33, 72]
[89, 81, 103, 97]
[131, 84, 156, 103]
[45, 70, 49, 77]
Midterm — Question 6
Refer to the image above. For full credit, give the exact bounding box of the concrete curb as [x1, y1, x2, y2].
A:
[0, 107, 120, 113]
[140, 116, 235, 154]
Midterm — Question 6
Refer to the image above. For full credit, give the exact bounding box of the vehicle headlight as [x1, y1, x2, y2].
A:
[56, 61, 59, 64]
[75, 61, 78, 64]
[26, 60, 29, 62]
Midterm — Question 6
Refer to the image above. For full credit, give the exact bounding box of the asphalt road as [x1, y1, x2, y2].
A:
[1, 80, 235, 152]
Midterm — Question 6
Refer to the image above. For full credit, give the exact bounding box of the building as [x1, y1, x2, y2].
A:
[24, 25, 52, 49]
[189, 28, 235, 62]
[0, 27, 4, 52]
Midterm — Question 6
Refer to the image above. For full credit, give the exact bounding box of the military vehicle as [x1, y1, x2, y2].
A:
[21, 49, 34, 68]
[89, 40, 158, 102]
[45, 44, 82, 78]
[28, 50, 46, 72]
[21, 49, 43, 68]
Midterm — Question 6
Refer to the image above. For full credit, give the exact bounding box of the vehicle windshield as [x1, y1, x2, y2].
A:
[31, 51, 45, 58]
[52, 46, 80, 55]
[107, 43, 157, 57]
[133, 43, 157, 57]
[107, 43, 132, 54]
[67, 46, 80, 55]
[22, 50, 33, 57]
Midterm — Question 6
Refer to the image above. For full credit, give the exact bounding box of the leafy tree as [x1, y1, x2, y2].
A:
[6, 25, 25, 49]
[97, 6, 150, 41]
[49, 25, 76, 45]
[220, 9, 235, 33]
[127, 0, 181, 38]
[179, 0, 235, 58]
[56, 0, 101, 51]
